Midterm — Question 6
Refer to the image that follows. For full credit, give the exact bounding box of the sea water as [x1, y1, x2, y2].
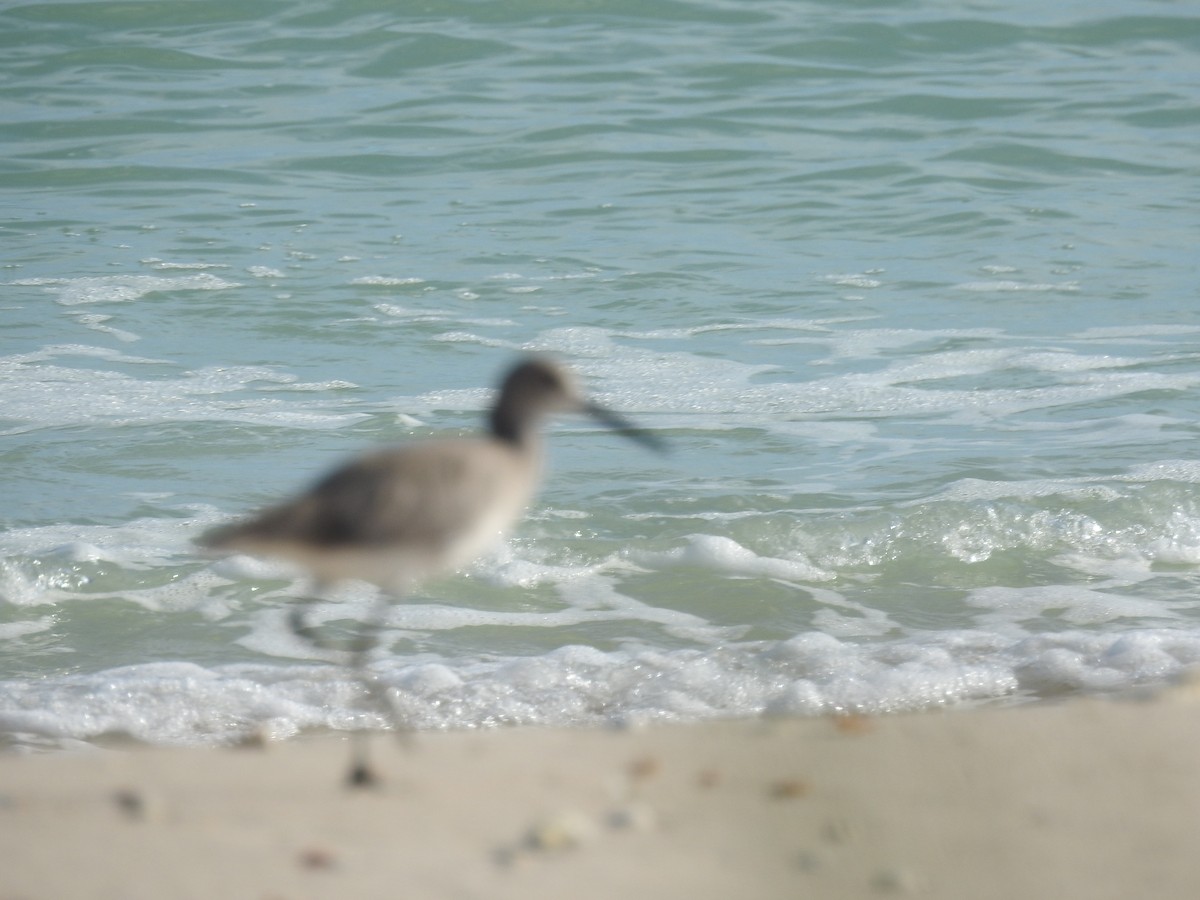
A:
[2, 0, 1199, 750]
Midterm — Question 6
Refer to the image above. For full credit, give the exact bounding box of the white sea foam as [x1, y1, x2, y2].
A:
[0, 616, 55, 641]
[482, 327, 1200, 427]
[820, 272, 884, 289]
[12, 273, 238, 306]
[0, 346, 364, 430]
[953, 280, 1079, 293]
[966, 585, 1181, 628]
[5, 468, 1200, 750]
[70, 312, 140, 343]
[8, 625, 1200, 748]
[354, 276, 426, 286]
[632, 534, 834, 583]
[144, 260, 231, 271]
[1120, 460, 1200, 484]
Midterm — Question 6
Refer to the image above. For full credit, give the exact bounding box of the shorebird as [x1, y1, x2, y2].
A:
[199, 356, 662, 784]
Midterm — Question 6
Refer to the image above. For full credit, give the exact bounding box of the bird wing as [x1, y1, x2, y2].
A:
[302, 445, 493, 549]
[203, 439, 528, 556]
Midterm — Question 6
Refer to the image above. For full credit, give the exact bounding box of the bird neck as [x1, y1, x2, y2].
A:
[489, 403, 533, 447]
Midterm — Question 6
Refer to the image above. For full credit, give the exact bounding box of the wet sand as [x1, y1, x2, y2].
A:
[3, 689, 1200, 899]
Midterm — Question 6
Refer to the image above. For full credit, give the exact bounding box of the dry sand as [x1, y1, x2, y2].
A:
[3, 689, 1200, 900]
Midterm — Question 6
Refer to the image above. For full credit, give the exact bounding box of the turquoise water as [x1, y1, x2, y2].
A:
[3, 0, 1200, 748]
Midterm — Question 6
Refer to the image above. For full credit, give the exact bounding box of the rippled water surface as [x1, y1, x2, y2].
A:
[3, 0, 1199, 748]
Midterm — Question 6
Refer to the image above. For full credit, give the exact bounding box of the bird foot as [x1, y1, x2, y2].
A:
[346, 761, 380, 789]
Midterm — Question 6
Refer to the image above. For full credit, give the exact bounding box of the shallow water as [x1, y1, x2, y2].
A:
[3, 0, 1200, 749]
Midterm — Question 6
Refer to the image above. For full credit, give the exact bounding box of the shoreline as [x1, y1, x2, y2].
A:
[3, 691, 1200, 899]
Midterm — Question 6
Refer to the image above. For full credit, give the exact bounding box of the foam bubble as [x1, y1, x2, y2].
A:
[1011, 631, 1200, 694]
[46, 542, 106, 564]
[208, 554, 302, 582]
[394, 663, 464, 695]
[632, 534, 833, 583]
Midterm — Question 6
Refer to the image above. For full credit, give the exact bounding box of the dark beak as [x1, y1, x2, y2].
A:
[584, 401, 667, 453]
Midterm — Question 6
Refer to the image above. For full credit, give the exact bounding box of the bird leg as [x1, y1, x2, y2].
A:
[286, 588, 399, 788]
[343, 595, 395, 789]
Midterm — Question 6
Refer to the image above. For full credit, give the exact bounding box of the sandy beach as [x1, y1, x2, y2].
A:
[2, 690, 1199, 900]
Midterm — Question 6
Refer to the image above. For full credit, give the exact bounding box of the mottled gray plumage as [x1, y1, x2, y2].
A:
[200, 357, 660, 591]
